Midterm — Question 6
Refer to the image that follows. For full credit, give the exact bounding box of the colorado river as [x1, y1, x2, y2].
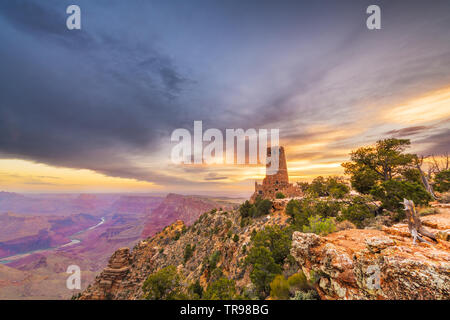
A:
[0, 217, 105, 264]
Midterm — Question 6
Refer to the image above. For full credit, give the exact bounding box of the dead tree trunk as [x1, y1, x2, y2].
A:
[415, 158, 436, 200]
[401, 199, 437, 244]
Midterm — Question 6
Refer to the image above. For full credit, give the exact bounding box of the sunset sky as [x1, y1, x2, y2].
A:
[0, 0, 449, 196]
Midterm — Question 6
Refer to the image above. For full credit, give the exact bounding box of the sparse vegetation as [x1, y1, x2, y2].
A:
[183, 244, 195, 263]
[302, 215, 336, 236]
[239, 197, 272, 220]
[270, 272, 314, 300]
[275, 192, 286, 199]
[434, 169, 450, 193]
[203, 277, 239, 300]
[143, 266, 186, 300]
[307, 176, 349, 198]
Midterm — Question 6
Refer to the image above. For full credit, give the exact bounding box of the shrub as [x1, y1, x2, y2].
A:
[204, 277, 238, 300]
[173, 231, 181, 241]
[239, 198, 272, 219]
[240, 217, 250, 228]
[269, 275, 290, 300]
[233, 234, 239, 243]
[142, 266, 186, 300]
[418, 207, 437, 216]
[183, 244, 195, 263]
[434, 170, 450, 193]
[269, 272, 310, 300]
[327, 177, 350, 199]
[275, 192, 286, 199]
[335, 220, 357, 231]
[440, 191, 450, 203]
[291, 290, 319, 300]
[188, 280, 203, 299]
[254, 198, 272, 217]
[302, 215, 336, 236]
[251, 226, 291, 265]
[370, 180, 431, 220]
[340, 198, 375, 228]
[286, 199, 300, 218]
[287, 272, 309, 292]
[308, 176, 328, 196]
[245, 246, 282, 298]
[307, 176, 349, 198]
[239, 200, 253, 218]
[208, 250, 222, 270]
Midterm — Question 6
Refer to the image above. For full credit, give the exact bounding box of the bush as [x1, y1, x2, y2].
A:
[188, 280, 203, 299]
[340, 197, 375, 228]
[208, 250, 222, 270]
[370, 180, 431, 220]
[233, 234, 239, 243]
[245, 246, 282, 298]
[269, 272, 310, 300]
[183, 244, 195, 263]
[269, 275, 289, 300]
[254, 198, 272, 217]
[286, 199, 300, 218]
[308, 176, 328, 196]
[173, 231, 181, 241]
[251, 226, 291, 265]
[239, 198, 272, 219]
[287, 272, 309, 292]
[434, 170, 450, 193]
[239, 200, 253, 218]
[203, 277, 238, 300]
[240, 217, 250, 228]
[418, 207, 437, 216]
[289, 198, 342, 230]
[302, 215, 336, 236]
[307, 176, 349, 198]
[335, 220, 357, 231]
[275, 192, 286, 199]
[143, 266, 186, 300]
[291, 290, 319, 300]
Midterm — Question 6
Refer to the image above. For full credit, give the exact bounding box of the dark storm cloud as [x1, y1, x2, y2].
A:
[0, 0, 449, 188]
[0, 0, 201, 185]
[416, 129, 450, 156]
[385, 126, 434, 137]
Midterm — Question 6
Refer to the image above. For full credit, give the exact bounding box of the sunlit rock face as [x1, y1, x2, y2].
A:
[291, 210, 450, 300]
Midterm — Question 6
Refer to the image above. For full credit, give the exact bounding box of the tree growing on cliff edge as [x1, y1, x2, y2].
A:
[342, 138, 432, 218]
[342, 138, 416, 190]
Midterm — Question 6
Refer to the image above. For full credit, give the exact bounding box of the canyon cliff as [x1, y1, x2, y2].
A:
[79, 203, 450, 300]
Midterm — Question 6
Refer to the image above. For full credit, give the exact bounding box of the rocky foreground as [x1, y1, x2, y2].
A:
[79, 204, 450, 300]
[291, 209, 450, 299]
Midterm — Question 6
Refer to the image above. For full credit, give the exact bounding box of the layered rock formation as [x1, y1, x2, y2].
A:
[79, 206, 291, 300]
[291, 210, 450, 299]
[80, 198, 450, 300]
[141, 193, 235, 238]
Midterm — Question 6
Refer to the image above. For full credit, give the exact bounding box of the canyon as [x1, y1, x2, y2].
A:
[79, 201, 450, 300]
[0, 192, 240, 299]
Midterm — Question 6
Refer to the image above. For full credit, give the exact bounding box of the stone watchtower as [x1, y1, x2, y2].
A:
[251, 146, 302, 201]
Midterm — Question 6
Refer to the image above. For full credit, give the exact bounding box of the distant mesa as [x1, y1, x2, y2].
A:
[251, 146, 303, 202]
